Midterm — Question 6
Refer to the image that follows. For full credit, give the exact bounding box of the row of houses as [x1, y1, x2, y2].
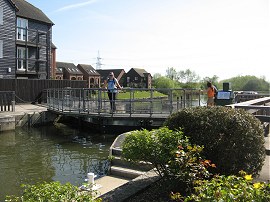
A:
[0, 0, 152, 88]
[55, 62, 152, 88]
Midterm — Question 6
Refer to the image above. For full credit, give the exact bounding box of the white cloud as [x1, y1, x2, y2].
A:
[55, 0, 98, 12]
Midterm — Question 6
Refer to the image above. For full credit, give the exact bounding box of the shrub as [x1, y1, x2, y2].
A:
[183, 172, 270, 201]
[164, 106, 265, 176]
[122, 127, 215, 192]
[5, 181, 101, 202]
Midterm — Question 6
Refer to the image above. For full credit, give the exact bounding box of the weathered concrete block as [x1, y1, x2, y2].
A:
[0, 115, 15, 132]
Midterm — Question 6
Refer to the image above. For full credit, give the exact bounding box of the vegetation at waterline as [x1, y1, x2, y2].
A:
[6, 181, 101, 202]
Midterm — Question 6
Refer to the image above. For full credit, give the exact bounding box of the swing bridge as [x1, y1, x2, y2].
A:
[44, 88, 270, 132]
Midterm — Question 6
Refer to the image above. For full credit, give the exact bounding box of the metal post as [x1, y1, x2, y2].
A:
[129, 89, 132, 117]
[98, 89, 101, 115]
[183, 90, 186, 108]
[177, 97, 179, 111]
[170, 89, 173, 114]
[150, 88, 153, 117]
[61, 89, 64, 112]
[198, 90, 201, 106]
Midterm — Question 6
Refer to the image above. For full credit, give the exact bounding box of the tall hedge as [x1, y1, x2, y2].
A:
[164, 106, 265, 176]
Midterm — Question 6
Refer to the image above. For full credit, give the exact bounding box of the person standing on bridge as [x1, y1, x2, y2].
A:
[105, 72, 122, 112]
[207, 81, 217, 107]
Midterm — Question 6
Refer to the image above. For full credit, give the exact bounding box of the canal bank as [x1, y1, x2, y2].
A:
[0, 104, 57, 131]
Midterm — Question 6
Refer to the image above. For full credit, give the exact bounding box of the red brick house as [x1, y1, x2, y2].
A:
[77, 64, 100, 88]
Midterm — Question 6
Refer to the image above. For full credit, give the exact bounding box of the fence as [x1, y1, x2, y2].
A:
[46, 88, 202, 116]
[0, 79, 87, 103]
[0, 91, 15, 112]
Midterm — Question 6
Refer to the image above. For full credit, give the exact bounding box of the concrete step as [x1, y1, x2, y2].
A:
[110, 166, 145, 179]
[111, 157, 153, 172]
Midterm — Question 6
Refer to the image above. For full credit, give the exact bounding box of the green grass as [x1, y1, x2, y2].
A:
[117, 90, 167, 99]
[94, 90, 167, 100]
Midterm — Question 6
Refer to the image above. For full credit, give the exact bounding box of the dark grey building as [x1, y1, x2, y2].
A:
[0, 0, 54, 79]
[124, 68, 152, 88]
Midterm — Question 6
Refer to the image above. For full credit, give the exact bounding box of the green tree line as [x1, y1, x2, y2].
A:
[153, 67, 269, 92]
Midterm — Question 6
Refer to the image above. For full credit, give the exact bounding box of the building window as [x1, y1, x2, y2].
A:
[0, 6, 3, 25]
[135, 77, 138, 81]
[17, 47, 27, 70]
[17, 17, 28, 41]
[127, 77, 130, 83]
[0, 40, 3, 58]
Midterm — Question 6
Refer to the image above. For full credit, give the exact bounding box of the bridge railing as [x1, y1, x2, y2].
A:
[46, 88, 202, 116]
[227, 97, 270, 136]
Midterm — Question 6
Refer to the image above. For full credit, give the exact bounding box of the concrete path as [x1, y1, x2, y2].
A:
[0, 104, 47, 116]
[95, 175, 130, 196]
[256, 136, 270, 182]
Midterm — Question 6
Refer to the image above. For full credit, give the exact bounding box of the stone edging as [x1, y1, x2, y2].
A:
[98, 170, 160, 202]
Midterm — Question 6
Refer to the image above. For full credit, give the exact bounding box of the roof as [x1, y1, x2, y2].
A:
[56, 67, 63, 74]
[51, 43, 57, 49]
[56, 62, 83, 75]
[77, 64, 100, 76]
[11, 0, 54, 25]
[96, 69, 125, 81]
[129, 68, 150, 77]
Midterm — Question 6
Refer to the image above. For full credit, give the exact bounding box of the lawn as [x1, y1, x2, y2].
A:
[117, 90, 167, 99]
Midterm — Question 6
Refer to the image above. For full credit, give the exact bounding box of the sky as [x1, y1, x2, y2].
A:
[27, 0, 270, 81]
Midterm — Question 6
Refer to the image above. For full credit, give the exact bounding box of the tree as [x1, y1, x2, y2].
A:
[221, 75, 270, 91]
[153, 76, 179, 89]
[200, 75, 220, 89]
[178, 69, 200, 84]
[166, 67, 179, 81]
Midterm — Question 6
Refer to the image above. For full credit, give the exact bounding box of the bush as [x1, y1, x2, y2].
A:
[5, 181, 101, 202]
[164, 106, 265, 176]
[183, 172, 270, 201]
[122, 127, 215, 192]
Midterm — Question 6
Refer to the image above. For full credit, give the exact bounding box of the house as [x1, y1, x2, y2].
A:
[0, 0, 54, 79]
[125, 68, 152, 88]
[56, 62, 84, 81]
[55, 67, 63, 80]
[97, 69, 125, 86]
[77, 64, 100, 88]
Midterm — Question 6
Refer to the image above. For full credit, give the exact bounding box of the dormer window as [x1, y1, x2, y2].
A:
[17, 17, 28, 41]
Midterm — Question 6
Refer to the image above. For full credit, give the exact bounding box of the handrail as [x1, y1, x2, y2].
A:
[45, 88, 202, 116]
[227, 97, 270, 135]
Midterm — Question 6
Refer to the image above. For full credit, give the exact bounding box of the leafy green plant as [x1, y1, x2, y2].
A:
[164, 106, 265, 176]
[182, 172, 270, 202]
[5, 181, 101, 202]
[122, 127, 215, 193]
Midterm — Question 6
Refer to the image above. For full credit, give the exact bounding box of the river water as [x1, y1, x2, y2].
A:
[0, 125, 115, 200]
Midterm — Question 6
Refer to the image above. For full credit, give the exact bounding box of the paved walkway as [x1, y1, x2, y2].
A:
[0, 104, 47, 116]
[256, 136, 270, 182]
[95, 175, 130, 196]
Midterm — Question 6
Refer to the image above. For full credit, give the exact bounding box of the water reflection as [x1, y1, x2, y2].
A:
[0, 125, 114, 200]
